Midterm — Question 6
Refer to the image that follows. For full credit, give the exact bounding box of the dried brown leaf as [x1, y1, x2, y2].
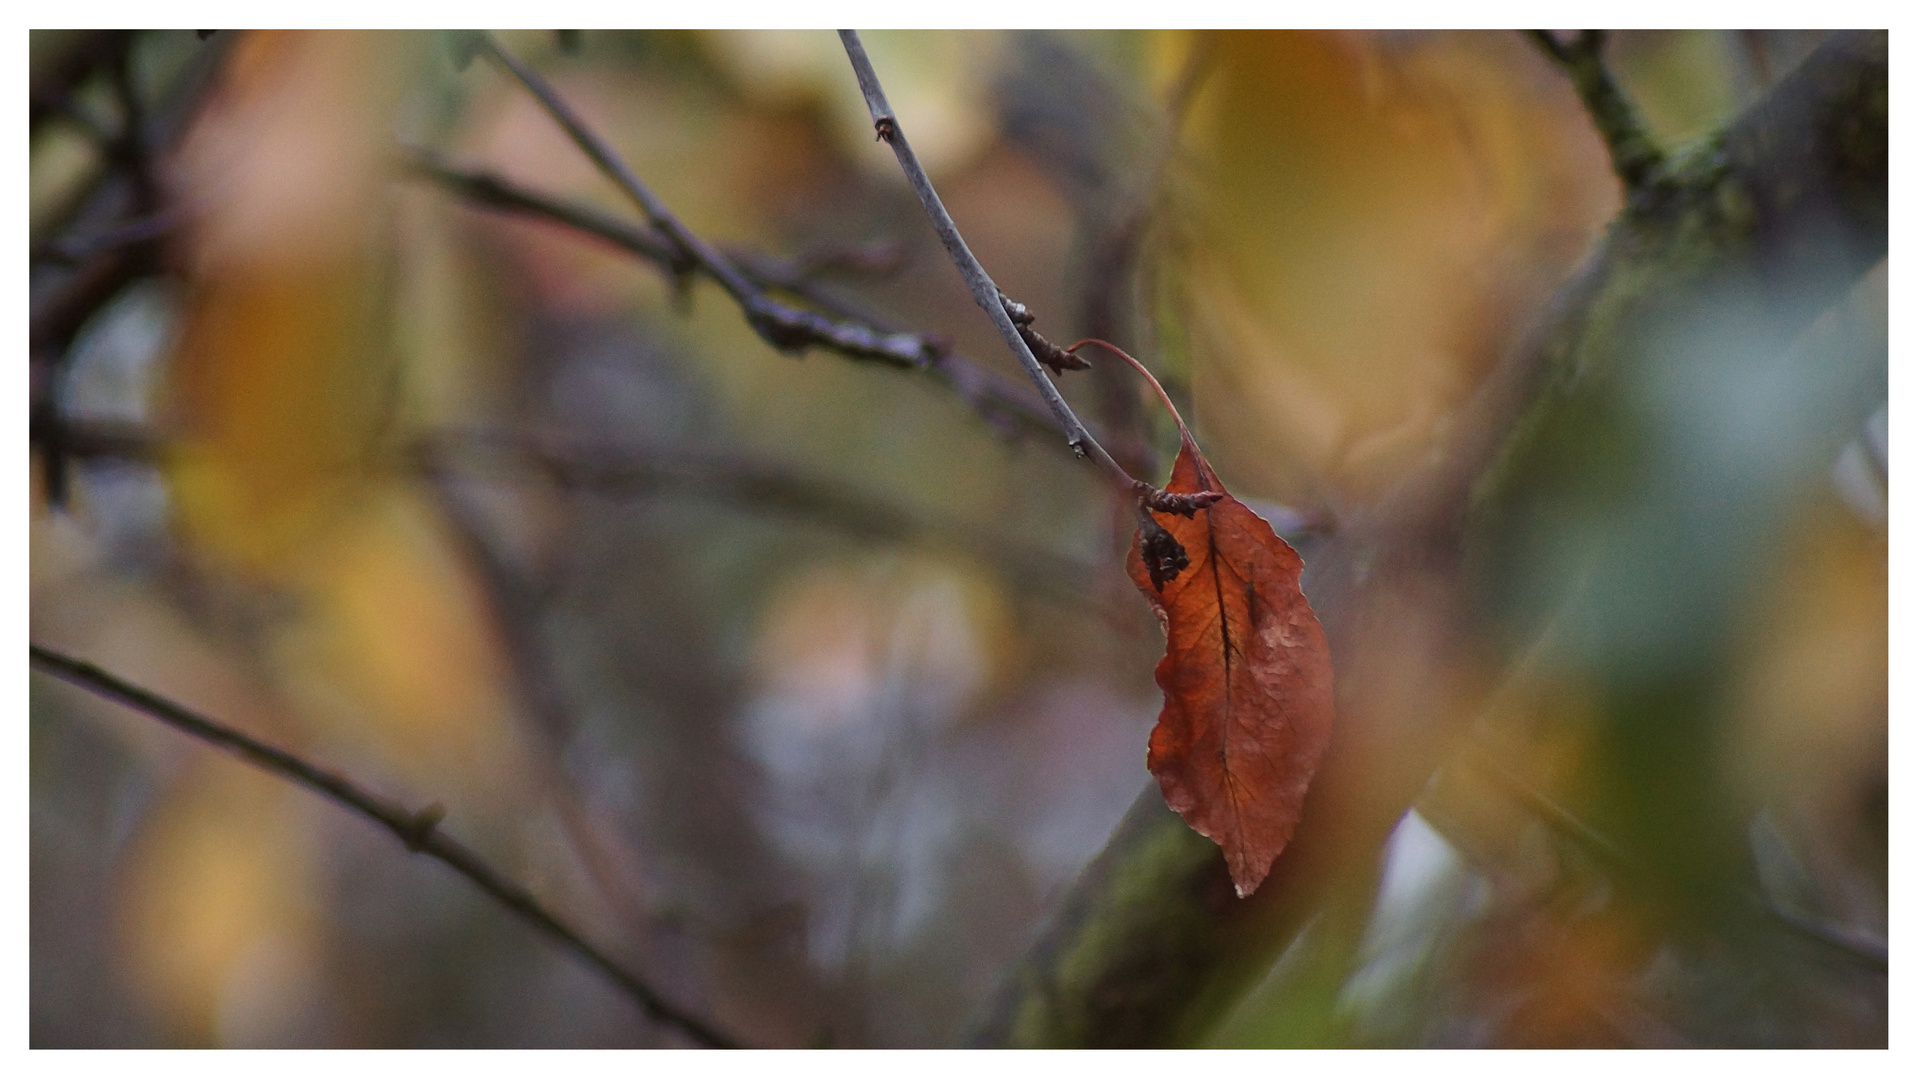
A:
[1126, 438, 1336, 897]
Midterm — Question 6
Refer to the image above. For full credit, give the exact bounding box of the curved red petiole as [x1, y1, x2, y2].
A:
[1065, 338, 1222, 498]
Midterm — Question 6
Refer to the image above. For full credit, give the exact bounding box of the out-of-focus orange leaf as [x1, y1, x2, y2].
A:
[1170, 30, 1618, 506]
[119, 765, 321, 1045]
[165, 29, 415, 575]
[1125, 434, 1336, 898]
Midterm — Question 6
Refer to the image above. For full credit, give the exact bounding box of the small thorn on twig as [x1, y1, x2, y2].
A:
[998, 295, 1089, 373]
[1029, 332, 1092, 374]
[405, 802, 446, 851]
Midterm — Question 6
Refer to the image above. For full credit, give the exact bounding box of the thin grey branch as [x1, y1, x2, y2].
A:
[1526, 30, 1666, 191]
[402, 151, 1062, 441]
[406, 147, 681, 265]
[837, 29, 1140, 493]
[28, 643, 746, 1050]
[478, 35, 927, 367]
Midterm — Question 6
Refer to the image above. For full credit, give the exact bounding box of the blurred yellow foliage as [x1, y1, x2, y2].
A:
[1727, 496, 1887, 834]
[165, 30, 416, 575]
[1170, 31, 1617, 506]
[271, 488, 528, 800]
[120, 764, 320, 1045]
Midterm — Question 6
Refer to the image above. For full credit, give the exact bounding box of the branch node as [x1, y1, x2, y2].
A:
[1000, 293, 1034, 326]
[405, 802, 446, 851]
[997, 295, 1091, 374]
[1026, 327, 1092, 374]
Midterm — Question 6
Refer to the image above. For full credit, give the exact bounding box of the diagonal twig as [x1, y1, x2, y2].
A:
[476, 35, 931, 368]
[401, 151, 1062, 442]
[1526, 30, 1666, 192]
[837, 29, 1140, 494]
[28, 643, 746, 1049]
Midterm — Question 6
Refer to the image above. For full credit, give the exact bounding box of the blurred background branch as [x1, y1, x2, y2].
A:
[29, 644, 743, 1048]
[404, 151, 1064, 441]
[478, 34, 951, 371]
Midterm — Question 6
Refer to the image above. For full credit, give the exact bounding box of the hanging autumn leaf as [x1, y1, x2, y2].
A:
[1122, 402, 1336, 899]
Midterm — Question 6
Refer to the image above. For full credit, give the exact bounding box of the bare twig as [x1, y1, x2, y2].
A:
[478, 35, 930, 367]
[999, 296, 1091, 375]
[404, 149, 681, 266]
[28, 643, 746, 1049]
[837, 29, 1140, 494]
[402, 151, 1062, 441]
[1526, 30, 1666, 191]
[35, 415, 1111, 614]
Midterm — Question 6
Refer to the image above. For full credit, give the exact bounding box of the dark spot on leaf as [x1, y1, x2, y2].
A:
[1138, 511, 1190, 592]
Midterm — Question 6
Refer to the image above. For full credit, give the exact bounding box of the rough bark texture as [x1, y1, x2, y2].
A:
[968, 29, 1887, 1048]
